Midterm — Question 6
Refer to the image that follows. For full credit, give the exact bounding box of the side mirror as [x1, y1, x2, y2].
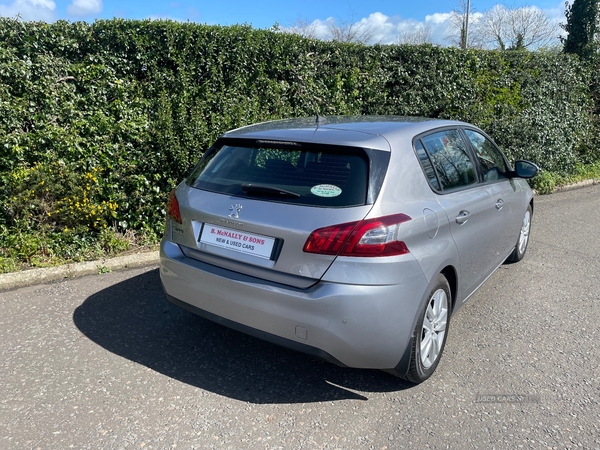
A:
[513, 160, 539, 179]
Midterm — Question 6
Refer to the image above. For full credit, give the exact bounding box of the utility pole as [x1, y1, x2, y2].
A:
[464, 0, 471, 49]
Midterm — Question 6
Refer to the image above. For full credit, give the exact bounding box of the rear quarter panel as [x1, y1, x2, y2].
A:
[367, 135, 460, 298]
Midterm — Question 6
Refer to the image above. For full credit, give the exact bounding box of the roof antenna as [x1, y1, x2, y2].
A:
[316, 112, 325, 126]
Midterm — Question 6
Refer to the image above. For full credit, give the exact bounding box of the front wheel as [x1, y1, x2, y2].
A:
[403, 274, 451, 384]
[506, 204, 532, 263]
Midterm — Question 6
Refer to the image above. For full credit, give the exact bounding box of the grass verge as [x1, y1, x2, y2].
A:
[0, 226, 159, 274]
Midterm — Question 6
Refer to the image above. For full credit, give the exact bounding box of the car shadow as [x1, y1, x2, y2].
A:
[73, 269, 412, 404]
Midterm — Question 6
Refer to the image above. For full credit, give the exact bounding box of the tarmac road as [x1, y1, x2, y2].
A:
[1, 184, 599, 449]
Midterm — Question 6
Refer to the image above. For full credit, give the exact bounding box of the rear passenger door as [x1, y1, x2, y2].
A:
[415, 129, 498, 300]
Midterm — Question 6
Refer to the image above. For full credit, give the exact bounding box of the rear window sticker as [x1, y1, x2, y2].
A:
[311, 184, 342, 198]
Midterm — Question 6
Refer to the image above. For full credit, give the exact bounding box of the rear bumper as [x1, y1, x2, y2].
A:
[160, 239, 428, 369]
[164, 293, 348, 367]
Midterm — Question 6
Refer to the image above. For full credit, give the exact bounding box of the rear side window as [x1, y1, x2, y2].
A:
[414, 140, 441, 190]
[418, 130, 477, 191]
[187, 142, 370, 207]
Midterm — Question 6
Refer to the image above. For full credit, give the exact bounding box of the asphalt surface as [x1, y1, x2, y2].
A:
[1, 184, 599, 449]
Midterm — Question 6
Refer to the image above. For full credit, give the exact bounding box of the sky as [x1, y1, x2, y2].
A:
[0, 0, 569, 46]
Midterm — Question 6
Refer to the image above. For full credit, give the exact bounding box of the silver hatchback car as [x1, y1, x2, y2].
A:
[160, 116, 538, 383]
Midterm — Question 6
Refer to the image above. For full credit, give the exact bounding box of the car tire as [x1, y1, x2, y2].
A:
[403, 274, 451, 384]
[506, 204, 532, 263]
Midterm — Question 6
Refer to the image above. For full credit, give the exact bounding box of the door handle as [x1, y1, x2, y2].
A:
[455, 210, 470, 225]
[495, 199, 504, 210]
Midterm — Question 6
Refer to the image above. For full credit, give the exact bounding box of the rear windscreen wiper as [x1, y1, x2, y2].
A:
[241, 183, 300, 198]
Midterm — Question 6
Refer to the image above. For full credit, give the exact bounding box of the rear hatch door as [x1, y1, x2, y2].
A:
[170, 136, 390, 288]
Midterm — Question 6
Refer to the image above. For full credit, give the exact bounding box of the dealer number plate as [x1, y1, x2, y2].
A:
[199, 224, 276, 260]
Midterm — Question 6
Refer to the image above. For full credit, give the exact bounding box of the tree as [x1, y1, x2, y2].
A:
[285, 17, 320, 40]
[397, 24, 433, 45]
[326, 12, 376, 44]
[447, 0, 485, 49]
[284, 11, 376, 44]
[474, 5, 559, 50]
[562, 0, 599, 59]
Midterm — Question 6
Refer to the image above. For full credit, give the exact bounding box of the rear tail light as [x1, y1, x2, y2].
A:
[167, 190, 182, 224]
[303, 213, 411, 257]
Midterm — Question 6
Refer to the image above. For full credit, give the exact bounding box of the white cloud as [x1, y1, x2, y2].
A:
[303, 17, 334, 40]
[423, 13, 452, 45]
[0, 0, 56, 21]
[425, 12, 452, 25]
[285, 2, 568, 47]
[356, 13, 399, 44]
[287, 11, 454, 45]
[295, 13, 420, 45]
[67, 0, 102, 17]
[546, 1, 569, 38]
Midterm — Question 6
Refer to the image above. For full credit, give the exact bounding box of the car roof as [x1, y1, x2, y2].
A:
[223, 116, 469, 151]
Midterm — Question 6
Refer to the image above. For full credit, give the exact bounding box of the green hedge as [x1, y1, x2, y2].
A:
[0, 18, 598, 268]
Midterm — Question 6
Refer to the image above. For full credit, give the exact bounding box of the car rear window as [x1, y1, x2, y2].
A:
[186, 140, 373, 207]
